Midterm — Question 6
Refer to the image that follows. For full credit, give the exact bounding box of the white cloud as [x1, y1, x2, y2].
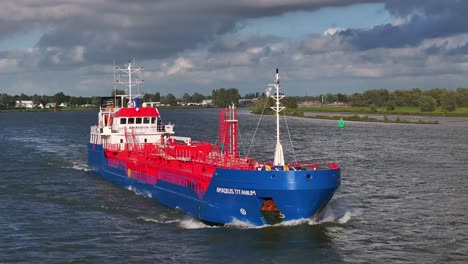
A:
[165, 57, 194, 76]
[68, 46, 85, 63]
[323, 27, 345, 36]
[391, 16, 410, 26]
[345, 65, 384, 78]
[0, 58, 20, 73]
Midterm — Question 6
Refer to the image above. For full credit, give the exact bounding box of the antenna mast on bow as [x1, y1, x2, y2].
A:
[269, 69, 285, 166]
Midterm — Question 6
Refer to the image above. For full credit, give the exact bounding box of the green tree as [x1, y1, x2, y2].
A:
[386, 101, 396, 111]
[112, 89, 126, 96]
[75, 96, 87, 106]
[91, 96, 101, 107]
[455, 88, 468, 107]
[324, 93, 338, 104]
[350, 93, 367, 106]
[249, 97, 274, 114]
[53, 92, 71, 105]
[191, 92, 204, 103]
[154, 92, 161, 102]
[19, 93, 30, 100]
[362, 89, 389, 107]
[31, 94, 42, 106]
[426, 88, 445, 106]
[394, 89, 421, 107]
[69, 97, 81, 107]
[212, 88, 240, 107]
[162, 93, 177, 106]
[418, 95, 437, 112]
[143, 93, 161, 102]
[244, 92, 259, 99]
[181, 93, 191, 104]
[336, 93, 348, 102]
[440, 90, 457, 112]
[0, 93, 14, 108]
[39, 97, 49, 106]
[282, 97, 298, 109]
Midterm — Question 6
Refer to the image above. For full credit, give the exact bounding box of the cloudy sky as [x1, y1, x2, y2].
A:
[1, 0, 468, 97]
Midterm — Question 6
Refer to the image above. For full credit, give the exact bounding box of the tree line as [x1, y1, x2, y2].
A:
[3, 87, 468, 112]
[346, 88, 468, 112]
[0, 92, 100, 108]
[0, 88, 243, 109]
[292, 88, 468, 112]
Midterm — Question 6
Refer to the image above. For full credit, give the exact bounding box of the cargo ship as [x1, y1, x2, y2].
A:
[87, 62, 341, 226]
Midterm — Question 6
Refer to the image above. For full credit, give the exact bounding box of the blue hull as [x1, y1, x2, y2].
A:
[88, 143, 341, 226]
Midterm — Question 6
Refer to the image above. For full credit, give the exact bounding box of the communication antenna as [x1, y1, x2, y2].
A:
[115, 61, 144, 107]
[113, 59, 117, 106]
[268, 68, 285, 166]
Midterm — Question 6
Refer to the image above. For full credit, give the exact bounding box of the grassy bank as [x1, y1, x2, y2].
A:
[250, 107, 439, 124]
[301, 106, 468, 117]
[310, 114, 439, 124]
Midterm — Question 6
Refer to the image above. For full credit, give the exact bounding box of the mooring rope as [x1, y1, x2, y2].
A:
[237, 122, 247, 156]
[247, 98, 270, 157]
[283, 111, 297, 164]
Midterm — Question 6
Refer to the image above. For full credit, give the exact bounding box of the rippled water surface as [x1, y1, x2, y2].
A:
[0, 109, 467, 263]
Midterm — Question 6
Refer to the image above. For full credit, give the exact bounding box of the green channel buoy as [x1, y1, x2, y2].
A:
[338, 118, 345, 128]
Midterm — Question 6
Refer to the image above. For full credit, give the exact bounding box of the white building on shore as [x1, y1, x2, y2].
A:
[15, 100, 35, 109]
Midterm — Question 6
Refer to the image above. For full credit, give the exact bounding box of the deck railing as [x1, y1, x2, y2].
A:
[105, 142, 256, 170]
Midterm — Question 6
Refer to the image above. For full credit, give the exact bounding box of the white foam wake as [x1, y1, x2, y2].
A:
[137, 216, 181, 225]
[312, 203, 355, 225]
[178, 218, 219, 229]
[125, 186, 153, 198]
[138, 216, 219, 229]
[224, 203, 356, 229]
[136, 205, 355, 230]
[71, 161, 90, 171]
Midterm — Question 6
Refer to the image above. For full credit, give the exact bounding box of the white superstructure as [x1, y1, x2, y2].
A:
[89, 62, 189, 150]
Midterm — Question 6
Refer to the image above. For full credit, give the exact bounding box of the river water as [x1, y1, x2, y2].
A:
[0, 108, 467, 263]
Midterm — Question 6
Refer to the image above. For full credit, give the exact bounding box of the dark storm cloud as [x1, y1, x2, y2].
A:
[208, 34, 281, 53]
[448, 43, 468, 56]
[337, 0, 468, 51]
[384, 0, 457, 17]
[1, 0, 377, 69]
[3, 0, 468, 74]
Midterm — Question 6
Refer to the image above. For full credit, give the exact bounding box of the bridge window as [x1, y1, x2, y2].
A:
[128, 118, 135, 124]
[143, 117, 150, 124]
[120, 118, 126, 124]
[151, 117, 156, 124]
[136, 117, 142, 124]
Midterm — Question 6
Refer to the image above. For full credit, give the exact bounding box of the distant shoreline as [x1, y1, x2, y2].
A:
[304, 113, 439, 125]
[3, 106, 466, 125]
[0, 105, 214, 113]
[0, 107, 96, 113]
[298, 106, 468, 124]
[249, 106, 468, 124]
[300, 106, 468, 117]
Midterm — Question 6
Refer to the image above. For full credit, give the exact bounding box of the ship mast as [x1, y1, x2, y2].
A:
[115, 61, 144, 107]
[270, 69, 285, 166]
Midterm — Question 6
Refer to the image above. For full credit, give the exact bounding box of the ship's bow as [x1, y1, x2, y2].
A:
[200, 167, 341, 225]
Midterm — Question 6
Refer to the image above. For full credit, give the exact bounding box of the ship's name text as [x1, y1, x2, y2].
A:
[216, 187, 256, 196]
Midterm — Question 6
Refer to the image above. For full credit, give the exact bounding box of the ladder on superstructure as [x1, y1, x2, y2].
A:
[124, 127, 140, 152]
